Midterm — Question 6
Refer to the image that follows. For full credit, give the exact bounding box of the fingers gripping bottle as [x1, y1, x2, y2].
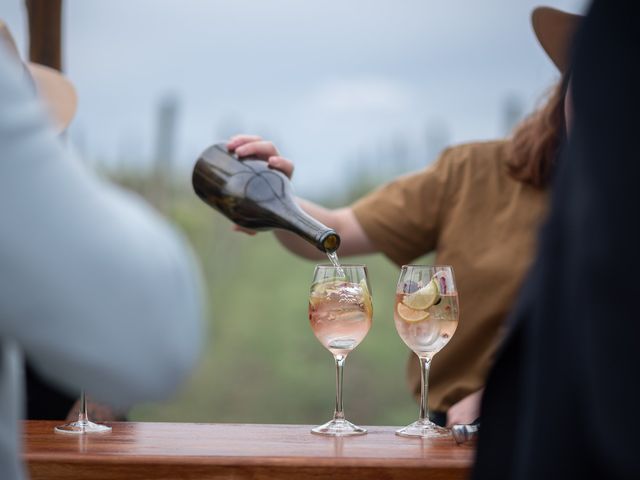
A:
[192, 143, 340, 253]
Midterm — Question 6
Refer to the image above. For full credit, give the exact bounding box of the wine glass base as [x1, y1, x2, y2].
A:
[311, 418, 367, 436]
[54, 420, 112, 434]
[396, 419, 450, 438]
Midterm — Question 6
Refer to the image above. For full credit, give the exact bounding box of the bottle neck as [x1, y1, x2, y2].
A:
[279, 207, 340, 253]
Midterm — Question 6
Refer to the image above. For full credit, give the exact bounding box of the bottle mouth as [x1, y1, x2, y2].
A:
[320, 231, 340, 253]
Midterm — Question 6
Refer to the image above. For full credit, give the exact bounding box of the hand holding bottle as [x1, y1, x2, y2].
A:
[226, 135, 294, 236]
[227, 134, 295, 179]
[223, 133, 376, 261]
[192, 139, 340, 253]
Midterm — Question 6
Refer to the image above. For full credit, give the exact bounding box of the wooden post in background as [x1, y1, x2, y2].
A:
[25, 0, 63, 71]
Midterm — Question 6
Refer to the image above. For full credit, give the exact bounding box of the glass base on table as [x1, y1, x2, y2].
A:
[395, 419, 450, 438]
[54, 420, 112, 434]
[311, 418, 367, 436]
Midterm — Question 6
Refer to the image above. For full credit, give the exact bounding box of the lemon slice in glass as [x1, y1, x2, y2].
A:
[359, 278, 370, 295]
[397, 303, 430, 322]
[402, 278, 440, 310]
[311, 278, 346, 295]
[310, 279, 343, 307]
[359, 279, 373, 317]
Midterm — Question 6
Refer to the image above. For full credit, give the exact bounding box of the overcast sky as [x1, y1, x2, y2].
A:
[2, 0, 588, 197]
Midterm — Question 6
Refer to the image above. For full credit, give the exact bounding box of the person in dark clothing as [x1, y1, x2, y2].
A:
[472, 1, 640, 478]
[25, 363, 76, 420]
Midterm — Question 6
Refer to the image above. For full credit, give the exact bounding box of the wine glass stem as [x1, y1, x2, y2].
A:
[418, 356, 432, 423]
[333, 354, 346, 421]
[78, 389, 88, 423]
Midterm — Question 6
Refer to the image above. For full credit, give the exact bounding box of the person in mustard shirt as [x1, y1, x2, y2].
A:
[226, 6, 579, 428]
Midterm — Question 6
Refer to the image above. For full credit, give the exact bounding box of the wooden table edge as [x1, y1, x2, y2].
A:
[25, 452, 473, 468]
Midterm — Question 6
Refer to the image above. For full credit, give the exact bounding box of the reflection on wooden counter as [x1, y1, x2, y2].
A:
[23, 420, 475, 480]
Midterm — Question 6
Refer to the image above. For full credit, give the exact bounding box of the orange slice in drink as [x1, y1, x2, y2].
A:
[397, 303, 430, 322]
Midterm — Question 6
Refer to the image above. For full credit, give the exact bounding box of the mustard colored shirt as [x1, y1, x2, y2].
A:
[352, 140, 549, 413]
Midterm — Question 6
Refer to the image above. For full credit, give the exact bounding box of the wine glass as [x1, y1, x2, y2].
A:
[54, 389, 111, 434]
[308, 264, 373, 436]
[394, 265, 459, 438]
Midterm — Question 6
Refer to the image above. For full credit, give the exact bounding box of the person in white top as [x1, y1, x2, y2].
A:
[0, 26, 204, 480]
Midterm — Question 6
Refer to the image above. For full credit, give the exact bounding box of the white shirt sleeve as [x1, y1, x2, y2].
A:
[0, 45, 205, 409]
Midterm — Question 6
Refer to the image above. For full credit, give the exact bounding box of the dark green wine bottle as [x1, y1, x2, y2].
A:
[192, 143, 340, 253]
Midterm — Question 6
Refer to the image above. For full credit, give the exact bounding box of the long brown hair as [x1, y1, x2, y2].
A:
[507, 75, 569, 189]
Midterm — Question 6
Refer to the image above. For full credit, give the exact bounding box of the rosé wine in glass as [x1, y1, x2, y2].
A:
[309, 279, 372, 356]
[394, 291, 458, 356]
[308, 264, 372, 436]
[394, 265, 459, 438]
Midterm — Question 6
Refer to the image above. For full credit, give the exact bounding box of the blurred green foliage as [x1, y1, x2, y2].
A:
[114, 172, 433, 426]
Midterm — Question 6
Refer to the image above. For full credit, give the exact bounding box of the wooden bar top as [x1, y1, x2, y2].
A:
[23, 420, 475, 479]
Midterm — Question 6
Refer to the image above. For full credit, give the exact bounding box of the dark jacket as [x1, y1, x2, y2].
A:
[472, 1, 640, 478]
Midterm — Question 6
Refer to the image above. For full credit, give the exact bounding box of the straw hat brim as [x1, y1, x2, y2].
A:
[26, 62, 77, 134]
[531, 6, 582, 73]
